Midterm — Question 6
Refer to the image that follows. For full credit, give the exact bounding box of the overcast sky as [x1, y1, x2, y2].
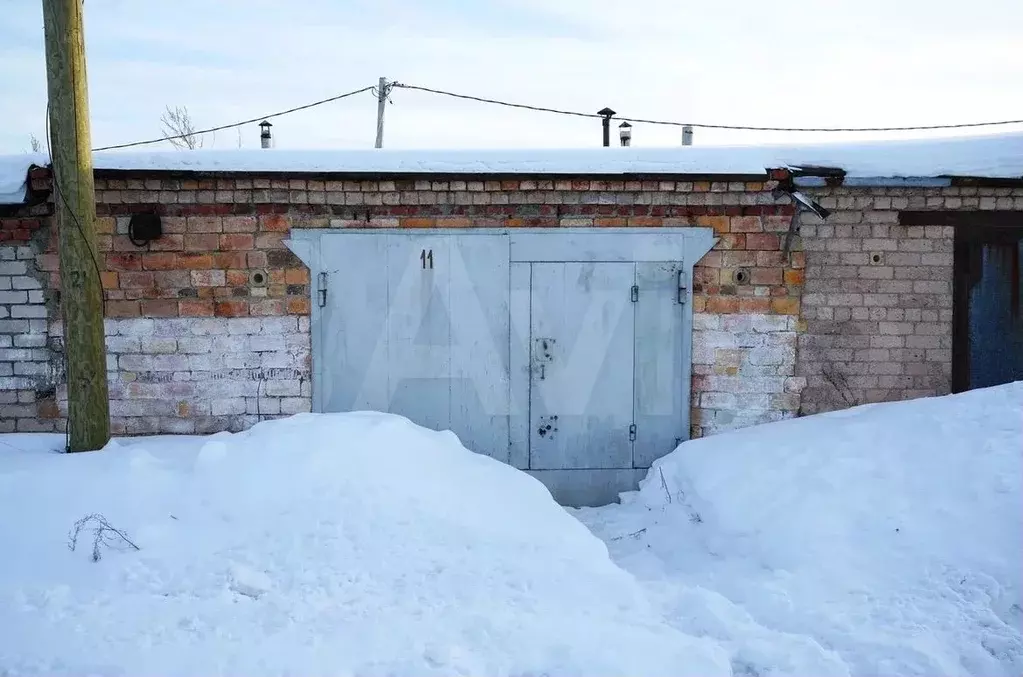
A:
[1, 0, 1022, 154]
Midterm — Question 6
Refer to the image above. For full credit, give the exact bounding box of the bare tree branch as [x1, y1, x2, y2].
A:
[29, 134, 42, 153]
[68, 513, 140, 562]
[160, 105, 210, 150]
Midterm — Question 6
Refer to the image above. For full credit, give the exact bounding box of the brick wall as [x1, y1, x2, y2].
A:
[797, 185, 1023, 414]
[45, 316, 311, 435]
[1, 168, 1020, 437]
[0, 222, 60, 432]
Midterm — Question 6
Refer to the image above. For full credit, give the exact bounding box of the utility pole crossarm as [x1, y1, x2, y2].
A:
[42, 0, 111, 451]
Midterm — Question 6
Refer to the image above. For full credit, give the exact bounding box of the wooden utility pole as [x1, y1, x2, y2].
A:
[375, 77, 387, 148]
[42, 0, 110, 451]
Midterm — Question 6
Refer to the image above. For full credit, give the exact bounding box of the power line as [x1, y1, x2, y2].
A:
[92, 85, 376, 151]
[391, 82, 1023, 133]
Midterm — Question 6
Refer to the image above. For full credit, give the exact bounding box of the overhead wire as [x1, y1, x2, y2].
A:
[390, 82, 1023, 133]
[92, 85, 376, 151]
[83, 81, 1023, 153]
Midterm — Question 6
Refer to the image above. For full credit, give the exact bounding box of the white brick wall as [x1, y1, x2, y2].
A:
[692, 313, 806, 435]
[49, 316, 312, 435]
[0, 246, 56, 432]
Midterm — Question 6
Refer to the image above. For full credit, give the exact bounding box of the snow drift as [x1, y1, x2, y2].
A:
[0, 413, 727, 676]
[579, 383, 1023, 676]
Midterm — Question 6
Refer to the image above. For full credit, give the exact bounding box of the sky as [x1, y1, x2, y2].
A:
[1, 0, 1022, 154]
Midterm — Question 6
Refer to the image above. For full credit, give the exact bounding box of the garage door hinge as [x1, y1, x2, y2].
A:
[317, 272, 328, 307]
[630, 285, 639, 302]
[677, 270, 687, 305]
[629, 423, 637, 441]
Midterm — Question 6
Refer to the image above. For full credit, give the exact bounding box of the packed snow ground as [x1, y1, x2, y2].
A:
[1, 385, 1021, 676]
[578, 382, 1023, 676]
[0, 413, 727, 676]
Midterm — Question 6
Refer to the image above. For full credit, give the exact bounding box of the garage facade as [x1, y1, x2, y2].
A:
[0, 138, 1021, 505]
[289, 228, 714, 504]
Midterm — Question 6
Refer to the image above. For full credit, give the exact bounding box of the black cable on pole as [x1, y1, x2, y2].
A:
[391, 82, 1023, 133]
[92, 85, 377, 151]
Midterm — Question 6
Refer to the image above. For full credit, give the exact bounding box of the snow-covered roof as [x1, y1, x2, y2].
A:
[2, 132, 1021, 204]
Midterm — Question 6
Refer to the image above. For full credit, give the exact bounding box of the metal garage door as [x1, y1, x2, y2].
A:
[316, 231, 511, 462]
[288, 228, 716, 505]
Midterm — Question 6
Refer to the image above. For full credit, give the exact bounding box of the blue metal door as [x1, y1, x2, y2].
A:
[528, 262, 636, 470]
[318, 232, 511, 461]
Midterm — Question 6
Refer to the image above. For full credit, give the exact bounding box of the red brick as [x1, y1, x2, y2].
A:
[697, 251, 722, 268]
[119, 271, 155, 289]
[112, 235, 144, 252]
[151, 270, 191, 289]
[730, 216, 763, 233]
[722, 251, 758, 267]
[693, 182, 711, 192]
[693, 267, 720, 285]
[285, 268, 310, 284]
[750, 267, 782, 285]
[437, 217, 472, 228]
[739, 298, 772, 313]
[706, 296, 740, 313]
[191, 270, 226, 287]
[213, 252, 247, 269]
[106, 300, 140, 317]
[771, 297, 800, 315]
[179, 299, 215, 316]
[594, 217, 627, 227]
[249, 299, 285, 316]
[247, 251, 268, 268]
[790, 252, 806, 269]
[763, 215, 794, 232]
[745, 233, 780, 250]
[255, 233, 286, 250]
[692, 296, 707, 312]
[756, 251, 788, 266]
[784, 269, 805, 285]
[140, 299, 178, 317]
[187, 216, 222, 233]
[149, 234, 184, 251]
[221, 233, 254, 250]
[716, 234, 745, 250]
[223, 216, 258, 232]
[401, 218, 436, 228]
[627, 216, 663, 227]
[287, 297, 311, 315]
[100, 271, 118, 289]
[185, 233, 220, 251]
[259, 214, 290, 232]
[141, 253, 175, 270]
[215, 300, 249, 317]
[106, 252, 142, 271]
[226, 269, 249, 286]
[162, 217, 187, 234]
[695, 215, 730, 234]
[176, 253, 214, 269]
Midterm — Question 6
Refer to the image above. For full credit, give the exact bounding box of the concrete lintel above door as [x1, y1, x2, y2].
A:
[509, 228, 716, 263]
[287, 227, 718, 267]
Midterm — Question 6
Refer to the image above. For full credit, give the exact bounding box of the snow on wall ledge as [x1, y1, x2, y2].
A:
[1, 131, 1022, 204]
